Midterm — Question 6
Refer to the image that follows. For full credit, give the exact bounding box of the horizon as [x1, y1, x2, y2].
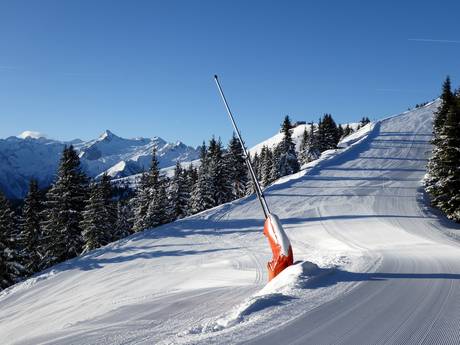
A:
[6, 99, 429, 146]
[1, 1, 459, 147]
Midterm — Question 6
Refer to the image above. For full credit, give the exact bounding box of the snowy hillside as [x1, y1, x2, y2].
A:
[113, 122, 366, 190]
[1, 101, 460, 345]
[249, 122, 360, 155]
[0, 131, 199, 199]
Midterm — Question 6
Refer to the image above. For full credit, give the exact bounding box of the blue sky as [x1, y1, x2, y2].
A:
[0, 0, 459, 147]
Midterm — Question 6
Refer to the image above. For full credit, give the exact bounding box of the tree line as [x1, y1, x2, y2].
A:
[0, 114, 362, 290]
[426, 77, 460, 222]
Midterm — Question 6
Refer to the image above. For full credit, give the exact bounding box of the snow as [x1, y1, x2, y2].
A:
[337, 122, 372, 148]
[2, 101, 460, 344]
[184, 261, 320, 334]
[249, 122, 360, 155]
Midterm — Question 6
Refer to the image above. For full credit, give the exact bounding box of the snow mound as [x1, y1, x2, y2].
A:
[184, 261, 319, 334]
[0, 269, 57, 300]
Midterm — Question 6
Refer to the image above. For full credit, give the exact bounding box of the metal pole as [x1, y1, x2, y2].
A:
[214, 75, 270, 218]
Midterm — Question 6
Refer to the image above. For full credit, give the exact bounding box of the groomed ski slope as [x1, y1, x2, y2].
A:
[1, 101, 460, 344]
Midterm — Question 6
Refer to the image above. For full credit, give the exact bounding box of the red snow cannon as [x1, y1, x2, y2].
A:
[214, 75, 294, 282]
[263, 213, 294, 281]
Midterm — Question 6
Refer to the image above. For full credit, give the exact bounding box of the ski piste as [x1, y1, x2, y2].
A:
[214, 75, 294, 280]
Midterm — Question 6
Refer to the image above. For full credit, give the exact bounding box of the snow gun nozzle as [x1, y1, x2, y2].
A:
[263, 213, 294, 281]
[214, 74, 218, 80]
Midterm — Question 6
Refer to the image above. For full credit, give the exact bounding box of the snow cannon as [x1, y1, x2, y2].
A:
[263, 213, 294, 281]
[214, 75, 294, 281]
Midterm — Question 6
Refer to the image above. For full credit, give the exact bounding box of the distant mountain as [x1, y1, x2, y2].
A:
[0, 130, 199, 199]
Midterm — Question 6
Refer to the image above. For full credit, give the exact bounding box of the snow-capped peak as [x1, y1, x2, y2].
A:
[17, 130, 46, 139]
[98, 129, 117, 141]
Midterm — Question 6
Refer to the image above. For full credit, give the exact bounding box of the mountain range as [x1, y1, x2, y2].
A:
[0, 130, 199, 199]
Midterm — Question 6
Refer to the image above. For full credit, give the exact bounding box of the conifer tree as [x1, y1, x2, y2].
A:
[245, 153, 257, 196]
[433, 76, 453, 135]
[258, 146, 267, 182]
[299, 127, 309, 165]
[41, 146, 88, 268]
[318, 114, 340, 152]
[114, 200, 133, 240]
[359, 117, 371, 128]
[21, 179, 43, 273]
[187, 164, 198, 188]
[252, 152, 260, 181]
[208, 137, 232, 206]
[276, 115, 300, 177]
[81, 174, 117, 254]
[261, 146, 274, 187]
[0, 192, 25, 290]
[189, 165, 214, 214]
[426, 84, 460, 222]
[305, 123, 321, 162]
[337, 124, 344, 140]
[343, 123, 354, 137]
[146, 174, 169, 227]
[270, 145, 281, 181]
[426, 77, 455, 193]
[225, 134, 248, 199]
[132, 148, 169, 231]
[131, 172, 152, 232]
[168, 162, 190, 220]
[189, 143, 214, 214]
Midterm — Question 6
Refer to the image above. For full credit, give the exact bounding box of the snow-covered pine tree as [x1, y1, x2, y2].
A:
[305, 123, 321, 162]
[261, 147, 274, 187]
[426, 77, 455, 195]
[225, 133, 248, 199]
[190, 167, 215, 214]
[20, 179, 43, 273]
[131, 172, 152, 232]
[258, 146, 267, 184]
[433, 77, 454, 135]
[187, 164, 198, 188]
[269, 144, 280, 182]
[133, 148, 169, 232]
[114, 200, 133, 240]
[80, 174, 117, 254]
[168, 162, 190, 220]
[40, 145, 88, 268]
[426, 84, 460, 222]
[299, 127, 309, 165]
[0, 191, 25, 290]
[146, 173, 169, 227]
[208, 137, 232, 206]
[437, 98, 460, 220]
[245, 153, 256, 196]
[189, 145, 214, 214]
[252, 152, 260, 182]
[132, 148, 169, 231]
[96, 174, 118, 242]
[276, 115, 300, 177]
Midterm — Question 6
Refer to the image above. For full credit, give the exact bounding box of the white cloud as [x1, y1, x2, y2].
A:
[17, 131, 47, 139]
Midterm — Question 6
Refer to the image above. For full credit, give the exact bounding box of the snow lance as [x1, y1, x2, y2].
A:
[214, 75, 293, 281]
